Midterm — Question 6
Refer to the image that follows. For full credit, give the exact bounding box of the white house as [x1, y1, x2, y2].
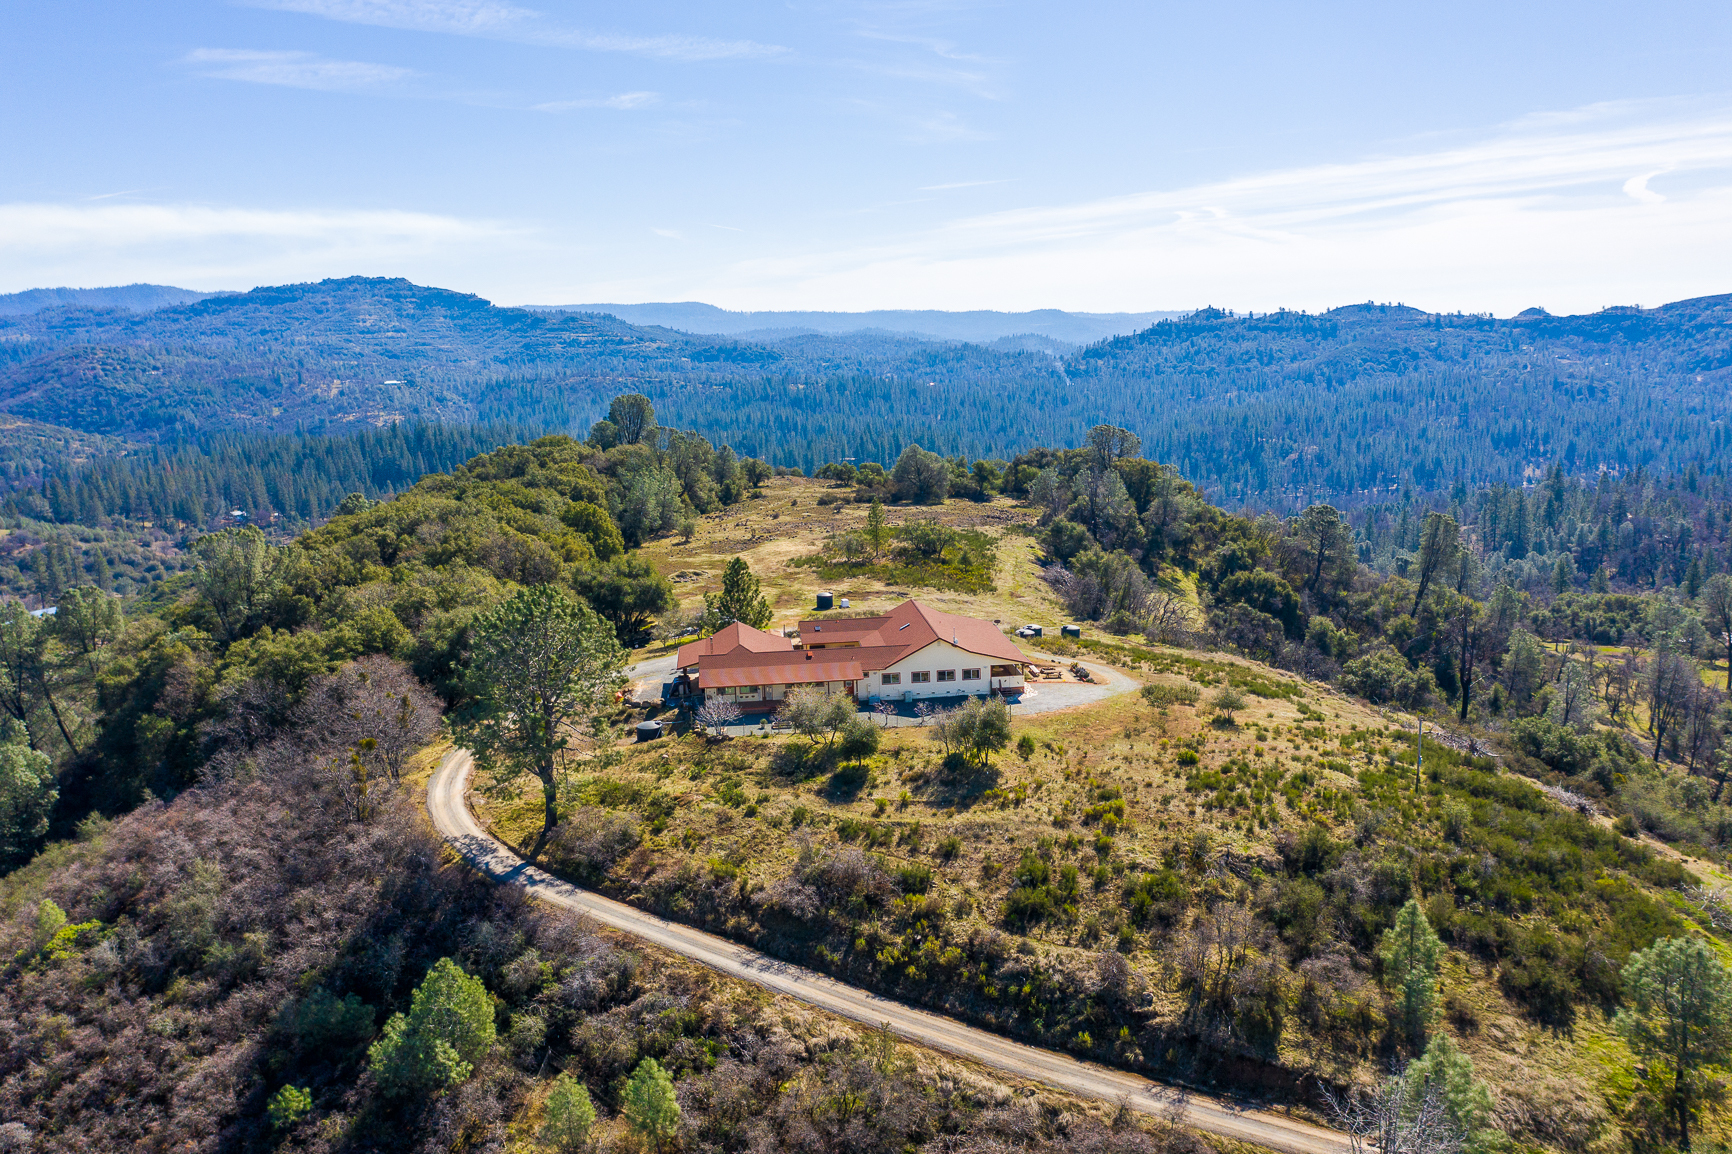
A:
[685, 599, 1028, 712]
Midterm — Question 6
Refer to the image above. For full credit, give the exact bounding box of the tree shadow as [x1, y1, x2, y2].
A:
[821, 760, 869, 802]
[919, 757, 1001, 809]
[769, 742, 833, 783]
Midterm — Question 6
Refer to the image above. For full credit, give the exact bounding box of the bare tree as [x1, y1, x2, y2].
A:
[696, 697, 742, 735]
[1548, 650, 1600, 730]
[296, 655, 440, 784]
[1143, 592, 1199, 647]
[1684, 885, 1732, 931]
[1647, 650, 1697, 764]
[1324, 1069, 1463, 1154]
[1678, 684, 1727, 773]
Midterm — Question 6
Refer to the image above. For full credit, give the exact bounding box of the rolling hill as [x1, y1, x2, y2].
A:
[2, 278, 1730, 511]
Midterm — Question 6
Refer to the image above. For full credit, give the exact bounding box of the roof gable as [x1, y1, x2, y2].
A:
[795, 599, 1027, 668]
[675, 621, 792, 668]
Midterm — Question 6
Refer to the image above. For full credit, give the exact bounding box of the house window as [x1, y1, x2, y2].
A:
[881, 673, 901, 685]
[962, 668, 981, 680]
[911, 671, 931, 684]
[937, 670, 957, 683]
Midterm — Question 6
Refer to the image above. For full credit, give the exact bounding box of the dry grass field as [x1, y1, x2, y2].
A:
[631, 475, 1068, 656]
[468, 515, 1664, 1146]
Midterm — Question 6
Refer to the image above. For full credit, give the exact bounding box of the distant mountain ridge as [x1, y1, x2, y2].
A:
[530, 301, 1187, 344]
[2, 275, 1730, 509]
[0, 284, 224, 315]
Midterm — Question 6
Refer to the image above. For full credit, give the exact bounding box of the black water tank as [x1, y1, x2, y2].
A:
[816, 591, 834, 610]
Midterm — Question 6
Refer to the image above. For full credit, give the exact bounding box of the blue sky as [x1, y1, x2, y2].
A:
[5, 1, 1732, 314]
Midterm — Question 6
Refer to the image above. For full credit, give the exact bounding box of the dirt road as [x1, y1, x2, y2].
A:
[428, 749, 1352, 1154]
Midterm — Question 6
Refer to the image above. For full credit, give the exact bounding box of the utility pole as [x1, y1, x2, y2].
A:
[1416, 718, 1423, 792]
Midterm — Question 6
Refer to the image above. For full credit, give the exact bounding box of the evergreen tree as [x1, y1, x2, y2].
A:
[1381, 898, 1444, 1042]
[1618, 936, 1732, 1150]
[0, 741, 55, 868]
[539, 1072, 596, 1152]
[1403, 1033, 1501, 1154]
[368, 958, 497, 1098]
[622, 1057, 680, 1150]
[865, 498, 887, 559]
[703, 557, 773, 632]
[456, 586, 627, 857]
[607, 394, 658, 446]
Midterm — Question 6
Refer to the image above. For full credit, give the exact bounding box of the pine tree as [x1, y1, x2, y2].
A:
[865, 498, 887, 559]
[540, 1073, 596, 1152]
[1403, 1033, 1500, 1154]
[703, 557, 773, 632]
[91, 550, 113, 593]
[367, 958, 497, 1097]
[622, 1057, 680, 1149]
[1380, 898, 1443, 1042]
[1618, 936, 1732, 1150]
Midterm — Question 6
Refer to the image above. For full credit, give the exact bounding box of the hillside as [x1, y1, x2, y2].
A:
[535, 302, 1188, 344]
[3, 279, 1730, 512]
[4, 404, 1732, 1152]
[0, 283, 221, 315]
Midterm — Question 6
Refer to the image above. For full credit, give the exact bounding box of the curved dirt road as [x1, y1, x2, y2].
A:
[429, 749, 1351, 1154]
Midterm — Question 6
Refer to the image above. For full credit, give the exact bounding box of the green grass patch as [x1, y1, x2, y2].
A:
[791, 526, 998, 594]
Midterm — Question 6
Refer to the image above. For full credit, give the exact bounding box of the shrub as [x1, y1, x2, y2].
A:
[290, 987, 375, 1054]
[1141, 682, 1200, 709]
[1279, 825, 1343, 876]
[1340, 648, 1436, 708]
[545, 807, 641, 880]
[1123, 869, 1188, 928]
[1209, 684, 1247, 720]
[267, 1084, 313, 1131]
[894, 864, 933, 894]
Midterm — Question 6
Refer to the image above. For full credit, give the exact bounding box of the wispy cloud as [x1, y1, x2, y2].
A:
[185, 47, 415, 91]
[698, 97, 1732, 313]
[250, 0, 787, 61]
[533, 91, 659, 113]
[919, 178, 1009, 191]
[84, 188, 162, 201]
[0, 202, 516, 293]
[907, 110, 991, 143]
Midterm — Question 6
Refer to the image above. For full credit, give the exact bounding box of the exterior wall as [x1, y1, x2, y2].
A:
[858, 640, 1025, 701]
[711, 680, 848, 706]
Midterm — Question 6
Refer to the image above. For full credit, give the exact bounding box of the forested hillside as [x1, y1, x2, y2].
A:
[5, 402, 1732, 1152]
[3, 279, 1729, 519]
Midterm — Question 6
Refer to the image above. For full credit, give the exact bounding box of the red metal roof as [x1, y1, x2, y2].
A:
[675, 621, 793, 669]
[797, 599, 1027, 669]
[698, 656, 864, 689]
